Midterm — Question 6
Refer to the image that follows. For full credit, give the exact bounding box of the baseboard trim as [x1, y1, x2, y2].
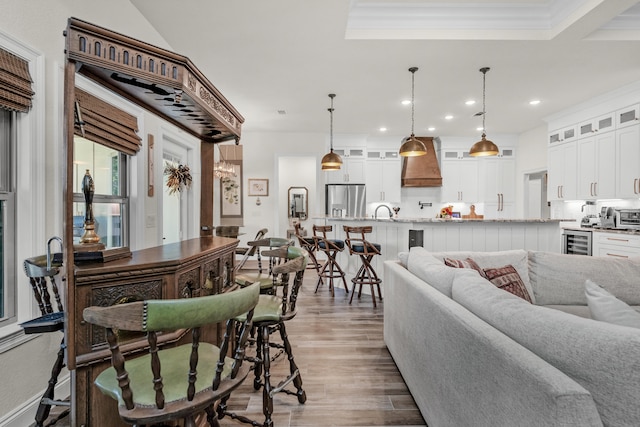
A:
[0, 375, 70, 427]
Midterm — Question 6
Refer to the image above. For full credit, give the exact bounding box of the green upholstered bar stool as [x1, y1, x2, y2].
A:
[219, 246, 309, 427]
[235, 237, 293, 294]
[83, 282, 260, 427]
[235, 228, 268, 274]
[343, 225, 383, 307]
[313, 224, 348, 296]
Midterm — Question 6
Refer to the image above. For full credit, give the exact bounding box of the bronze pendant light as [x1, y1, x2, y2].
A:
[321, 93, 343, 171]
[470, 67, 499, 157]
[399, 67, 427, 157]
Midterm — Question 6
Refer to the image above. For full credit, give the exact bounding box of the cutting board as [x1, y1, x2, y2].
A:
[462, 205, 483, 219]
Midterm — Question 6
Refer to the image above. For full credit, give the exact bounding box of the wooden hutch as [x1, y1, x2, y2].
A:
[62, 18, 244, 426]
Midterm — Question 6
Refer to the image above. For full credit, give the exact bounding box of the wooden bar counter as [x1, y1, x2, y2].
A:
[70, 237, 238, 427]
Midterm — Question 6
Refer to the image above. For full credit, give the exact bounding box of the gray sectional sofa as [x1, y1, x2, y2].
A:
[384, 248, 640, 427]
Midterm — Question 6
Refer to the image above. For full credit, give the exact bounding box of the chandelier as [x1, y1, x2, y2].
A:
[213, 147, 237, 179]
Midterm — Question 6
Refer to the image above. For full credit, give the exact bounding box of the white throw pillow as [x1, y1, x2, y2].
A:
[585, 279, 640, 329]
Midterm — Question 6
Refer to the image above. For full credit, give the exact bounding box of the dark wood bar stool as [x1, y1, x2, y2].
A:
[343, 225, 383, 307]
[20, 237, 70, 427]
[235, 228, 268, 274]
[83, 283, 260, 427]
[220, 246, 309, 427]
[312, 224, 348, 296]
[293, 222, 322, 278]
[235, 237, 293, 294]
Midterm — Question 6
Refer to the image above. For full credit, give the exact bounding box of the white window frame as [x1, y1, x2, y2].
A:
[0, 30, 46, 349]
[75, 75, 145, 251]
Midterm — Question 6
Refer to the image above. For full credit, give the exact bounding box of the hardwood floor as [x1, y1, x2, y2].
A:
[42, 267, 427, 427]
[217, 272, 426, 427]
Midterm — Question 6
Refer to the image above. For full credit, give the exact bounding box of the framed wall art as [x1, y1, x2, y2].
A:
[248, 178, 269, 196]
[220, 160, 243, 218]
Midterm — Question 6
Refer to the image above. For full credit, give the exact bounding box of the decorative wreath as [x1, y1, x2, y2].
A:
[164, 163, 192, 195]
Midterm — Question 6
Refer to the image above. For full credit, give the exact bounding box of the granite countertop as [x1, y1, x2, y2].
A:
[317, 216, 567, 224]
[563, 226, 640, 236]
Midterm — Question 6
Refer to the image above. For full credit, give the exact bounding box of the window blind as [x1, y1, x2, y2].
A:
[0, 48, 34, 113]
[75, 88, 141, 155]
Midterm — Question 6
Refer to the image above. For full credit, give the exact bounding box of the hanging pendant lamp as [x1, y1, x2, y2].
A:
[321, 93, 342, 171]
[469, 67, 499, 157]
[399, 67, 427, 157]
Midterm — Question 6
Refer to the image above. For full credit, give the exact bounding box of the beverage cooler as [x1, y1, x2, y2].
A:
[562, 229, 592, 256]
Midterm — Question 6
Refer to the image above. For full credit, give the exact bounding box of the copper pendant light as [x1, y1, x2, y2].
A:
[399, 67, 427, 157]
[321, 94, 343, 171]
[470, 67, 499, 157]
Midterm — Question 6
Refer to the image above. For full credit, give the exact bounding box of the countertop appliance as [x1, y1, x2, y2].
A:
[581, 215, 600, 228]
[325, 184, 366, 218]
[615, 209, 640, 230]
[600, 206, 616, 228]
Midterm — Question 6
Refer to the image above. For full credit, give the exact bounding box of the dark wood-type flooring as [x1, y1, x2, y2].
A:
[41, 266, 427, 427]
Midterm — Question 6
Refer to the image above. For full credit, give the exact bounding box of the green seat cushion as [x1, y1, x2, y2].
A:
[236, 273, 274, 290]
[94, 342, 233, 407]
[236, 295, 283, 323]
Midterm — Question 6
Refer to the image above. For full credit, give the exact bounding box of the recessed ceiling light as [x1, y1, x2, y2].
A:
[401, 100, 411, 105]
[465, 100, 476, 106]
[379, 127, 387, 132]
[427, 127, 435, 132]
[445, 115, 453, 120]
[277, 110, 286, 115]
[529, 99, 541, 105]
[476, 126, 484, 131]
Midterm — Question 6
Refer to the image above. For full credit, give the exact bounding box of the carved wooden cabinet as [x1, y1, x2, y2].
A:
[71, 237, 237, 427]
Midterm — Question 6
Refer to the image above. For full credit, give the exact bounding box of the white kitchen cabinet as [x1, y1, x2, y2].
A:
[592, 231, 640, 258]
[577, 113, 615, 137]
[442, 149, 473, 160]
[479, 156, 516, 209]
[548, 141, 577, 201]
[576, 131, 616, 199]
[616, 123, 640, 198]
[441, 159, 478, 202]
[482, 202, 514, 219]
[615, 104, 640, 129]
[325, 147, 366, 184]
[548, 125, 578, 145]
[366, 150, 401, 203]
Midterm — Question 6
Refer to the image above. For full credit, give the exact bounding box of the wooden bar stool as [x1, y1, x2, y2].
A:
[312, 224, 348, 296]
[343, 226, 383, 307]
[20, 237, 70, 427]
[219, 246, 309, 427]
[293, 222, 322, 278]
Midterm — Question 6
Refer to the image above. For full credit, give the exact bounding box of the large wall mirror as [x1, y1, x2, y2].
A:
[288, 187, 308, 220]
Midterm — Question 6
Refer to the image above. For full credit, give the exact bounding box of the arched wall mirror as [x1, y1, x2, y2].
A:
[288, 187, 308, 220]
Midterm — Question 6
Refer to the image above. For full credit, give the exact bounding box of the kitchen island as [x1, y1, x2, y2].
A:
[312, 217, 564, 297]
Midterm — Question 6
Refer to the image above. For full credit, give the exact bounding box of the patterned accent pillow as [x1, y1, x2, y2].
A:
[483, 264, 533, 303]
[443, 257, 487, 279]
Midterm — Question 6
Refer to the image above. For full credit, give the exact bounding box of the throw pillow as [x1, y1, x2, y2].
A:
[443, 257, 487, 278]
[585, 279, 640, 329]
[483, 265, 533, 303]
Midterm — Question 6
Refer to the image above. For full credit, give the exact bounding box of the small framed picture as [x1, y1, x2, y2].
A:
[248, 178, 269, 196]
[451, 212, 461, 218]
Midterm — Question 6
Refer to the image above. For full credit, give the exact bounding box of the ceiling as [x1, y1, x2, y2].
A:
[129, 0, 640, 141]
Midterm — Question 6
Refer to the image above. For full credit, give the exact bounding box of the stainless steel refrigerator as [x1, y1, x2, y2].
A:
[325, 184, 366, 218]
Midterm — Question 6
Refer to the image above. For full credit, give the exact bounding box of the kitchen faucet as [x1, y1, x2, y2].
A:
[375, 205, 393, 219]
